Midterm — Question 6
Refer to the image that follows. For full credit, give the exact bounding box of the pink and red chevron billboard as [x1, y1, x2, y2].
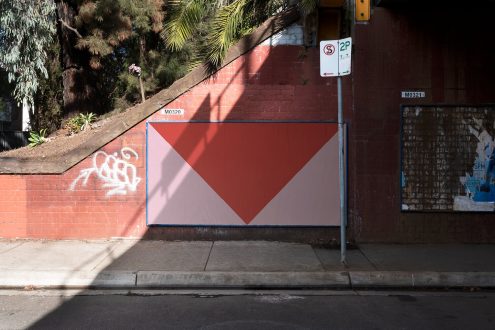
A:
[146, 122, 340, 226]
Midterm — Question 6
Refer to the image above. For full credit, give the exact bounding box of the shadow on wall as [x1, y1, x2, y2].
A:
[26, 20, 342, 327]
[347, 3, 495, 243]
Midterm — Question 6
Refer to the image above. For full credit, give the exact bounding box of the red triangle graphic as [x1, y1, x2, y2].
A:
[150, 122, 338, 224]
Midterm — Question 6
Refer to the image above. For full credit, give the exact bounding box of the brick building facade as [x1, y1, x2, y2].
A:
[0, 2, 494, 242]
[349, 2, 495, 242]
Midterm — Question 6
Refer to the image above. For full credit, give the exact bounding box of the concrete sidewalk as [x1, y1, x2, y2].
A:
[0, 240, 494, 289]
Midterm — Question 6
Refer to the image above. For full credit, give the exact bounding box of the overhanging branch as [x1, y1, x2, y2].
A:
[59, 19, 82, 38]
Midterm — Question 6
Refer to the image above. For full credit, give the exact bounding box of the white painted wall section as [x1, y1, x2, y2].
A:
[261, 24, 304, 46]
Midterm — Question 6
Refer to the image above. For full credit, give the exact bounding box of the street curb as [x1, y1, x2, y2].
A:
[136, 271, 350, 288]
[0, 270, 494, 289]
[349, 271, 495, 288]
[0, 270, 136, 289]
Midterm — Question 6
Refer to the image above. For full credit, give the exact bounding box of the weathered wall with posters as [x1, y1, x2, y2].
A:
[401, 106, 495, 212]
[350, 6, 495, 242]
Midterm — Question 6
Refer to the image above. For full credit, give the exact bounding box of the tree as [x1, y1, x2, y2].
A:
[55, 0, 168, 117]
[75, 0, 165, 69]
[163, 0, 317, 70]
[55, 0, 96, 118]
[1, 0, 316, 132]
[0, 0, 57, 107]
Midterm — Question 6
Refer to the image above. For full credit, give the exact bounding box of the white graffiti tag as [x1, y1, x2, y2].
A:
[70, 147, 142, 197]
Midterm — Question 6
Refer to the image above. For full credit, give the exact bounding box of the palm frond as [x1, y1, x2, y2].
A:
[162, 0, 208, 51]
[205, 0, 249, 67]
[165, 0, 317, 70]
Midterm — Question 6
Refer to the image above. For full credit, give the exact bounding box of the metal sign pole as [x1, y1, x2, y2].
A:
[320, 38, 350, 265]
[338, 76, 346, 264]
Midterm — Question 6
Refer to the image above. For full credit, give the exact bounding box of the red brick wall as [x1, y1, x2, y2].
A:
[4, 10, 494, 243]
[349, 7, 495, 242]
[0, 124, 147, 239]
[0, 44, 344, 240]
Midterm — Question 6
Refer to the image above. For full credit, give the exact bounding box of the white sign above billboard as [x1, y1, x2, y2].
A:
[320, 37, 352, 77]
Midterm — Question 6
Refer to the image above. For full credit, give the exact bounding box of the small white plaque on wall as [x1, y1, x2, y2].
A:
[401, 91, 426, 98]
[160, 108, 185, 116]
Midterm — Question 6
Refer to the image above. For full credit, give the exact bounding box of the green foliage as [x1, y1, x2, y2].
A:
[162, 0, 210, 51]
[163, 0, 317, 69]
[205, 0, 253, 67]
[28, 129, 48, 148]
[1, 0, 316, 130]
[119, 0, 165, 34]
[155, 51, 191, 87]
[0, 0, 57, 107]
[65, 113, 97, 134]
[68, 0, 190, 112]
[74, 0, 166, 69]
[109, 33, 193, 109]
[78, 113, 97, 131]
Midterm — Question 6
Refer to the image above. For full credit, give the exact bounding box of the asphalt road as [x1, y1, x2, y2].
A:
[0, 291, 494, 329]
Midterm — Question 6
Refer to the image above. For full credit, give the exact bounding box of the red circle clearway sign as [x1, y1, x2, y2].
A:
[323, 44, 335, 56]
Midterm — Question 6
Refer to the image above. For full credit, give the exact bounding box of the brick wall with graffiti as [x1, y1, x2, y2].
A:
[0, 24, 343, 239]
[0, 126, 147, 238]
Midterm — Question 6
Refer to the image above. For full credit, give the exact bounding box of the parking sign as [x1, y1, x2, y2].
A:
[320, 38, 352, 77]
